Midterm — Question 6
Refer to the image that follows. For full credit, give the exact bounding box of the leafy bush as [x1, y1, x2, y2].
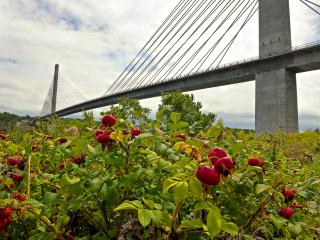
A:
[0, 109, 320, 240]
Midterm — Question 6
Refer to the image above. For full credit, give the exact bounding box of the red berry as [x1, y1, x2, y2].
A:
[7, 158, 18, 166]
[6, 216, 12, 225]
[203, 144, 208, 149]
[0, 218, 7, 229]
[288, 191, 295, 201]
[102, 115, 116, 127]
[9, 184, 14, 188]
[248, 158, 260, 166]
[60, 163, 69, 169]
[59, 138, 68, 143]
[95, 130, 104, 137]
[97, 134, 111, 143]
[214, 157, 234, 175]
[0, 135, 6, 140]
[196, 166, 220, 186]
[174, 134, 186, 140]
[66, 235, 75, 240]
[12, 173, 24, 182]
[208, 148, 227, 164]
[17, 160, 26, 170]
[12, 195, 25, 202]
[132, 128, 141, 136]
[73, 158, 80, 163]
[0, 208, 12, 219]
[258, 161, 265, 168]
[279, 207, 294, 219]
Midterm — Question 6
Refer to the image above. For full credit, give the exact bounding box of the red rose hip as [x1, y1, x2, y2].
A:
[132, 127, 141, 136]
[197, 166, 220, 186]
[0, 208, 12, 219]
[102, 115, 116, 127]
[7, 158, 18, 166]
[214, 157, 234, 175]
[97, 134, 111, 143]
[248, 158, 260, 166]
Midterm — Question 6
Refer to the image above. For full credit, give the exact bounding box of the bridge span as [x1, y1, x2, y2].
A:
[40, 42, 320, 121]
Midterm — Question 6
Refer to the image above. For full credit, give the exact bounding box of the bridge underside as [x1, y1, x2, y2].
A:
[40, 45, 320, 132]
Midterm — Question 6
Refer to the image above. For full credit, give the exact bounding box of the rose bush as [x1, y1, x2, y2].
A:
[0, 109, 319, 239]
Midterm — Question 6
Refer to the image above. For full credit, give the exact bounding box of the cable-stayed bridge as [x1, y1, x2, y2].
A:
[40, 0, 320, 134]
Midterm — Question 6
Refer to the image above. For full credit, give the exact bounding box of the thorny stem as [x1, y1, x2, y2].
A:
[242, 194, 273, 230]
[31, 169, 61, 189]
[171, 200, 184, 232]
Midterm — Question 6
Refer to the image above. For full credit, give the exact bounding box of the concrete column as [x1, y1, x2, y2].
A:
[255, 0, 298, 134]
[51, 64, 59, 113]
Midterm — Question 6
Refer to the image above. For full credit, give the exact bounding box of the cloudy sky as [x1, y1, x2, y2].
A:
[0, 0, 319, 130]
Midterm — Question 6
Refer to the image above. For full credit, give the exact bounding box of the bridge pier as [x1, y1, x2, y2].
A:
[255, 0, 298, 134]
[51, 64, 59, 114]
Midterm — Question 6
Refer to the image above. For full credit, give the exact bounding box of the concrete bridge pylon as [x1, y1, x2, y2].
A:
[255, 0, 298, 134]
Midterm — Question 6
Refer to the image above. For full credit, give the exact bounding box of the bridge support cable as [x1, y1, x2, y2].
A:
[203, 1, 258, 71]
[102, 0, 191, 96]
[105, 0, 259, 95]
[155, 0, 255, 83]
[131, 0, 231, 88]
[40, 78, 54, 117]
[109, 0, 202, 94]
[58, 75, 88, 104]
[122, 0, 239, 91]
[55, 74, 88, 111]
[299, 0, 320, 15]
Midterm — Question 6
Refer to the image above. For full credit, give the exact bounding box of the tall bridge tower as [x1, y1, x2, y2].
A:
[256, 0, 298, 134]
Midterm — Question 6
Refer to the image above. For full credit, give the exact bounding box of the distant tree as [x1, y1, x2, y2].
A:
[158, 90, 216, 129]
[103, 97, 151, 124]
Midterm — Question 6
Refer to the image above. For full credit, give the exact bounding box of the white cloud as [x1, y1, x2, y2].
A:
[0, 0, 319, 130]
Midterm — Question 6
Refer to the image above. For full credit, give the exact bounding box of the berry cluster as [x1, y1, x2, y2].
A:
[0, 208, 13, 230]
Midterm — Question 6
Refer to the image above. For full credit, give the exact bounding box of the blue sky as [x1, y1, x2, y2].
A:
[0, 0, 320, 130]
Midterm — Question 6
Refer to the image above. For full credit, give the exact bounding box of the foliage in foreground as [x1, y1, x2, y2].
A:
[0, 110, 320, 240]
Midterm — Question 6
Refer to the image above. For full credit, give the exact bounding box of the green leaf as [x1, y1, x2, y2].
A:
[176, 121, 189, 129]
[256, 184, 270, 194]
[157, 115, 167, 125]
[156, 105, 170, 119]
[194, 202, 210, 211]
[270, 214, 287, 232]
[29, 154, 39, 167]
[90, 178, 103, 193]
[163, 178, 178, 194]
[25, 142, 31, 156]
[154, 203, 162, 210]
[138, 209, 152, 228]
[222, 222, 238, 235]
[44, 192, 60, 206]
[150, 210, 163, 227]
[114, 202, 138, 211]
[207, 209, 222, 237]
[162, 210, 172, 228]
[246, 165, 263, 173]
[308, 178, 320, 187]
[142, 198, 155, 210]
[170, 112, 181, 125]
[138, 133, 157, 139]
[129, 200, 144, 209]
[60, 174, 71, 188]
[174, 181, 188, 204]
[288, 223, 302, 237]
[58, 215, 70, 229]
[298, 191, 313, 200]
[87, 145, 96, 156]
[180, 219, 204, 229]
[189, 177, 202, 200]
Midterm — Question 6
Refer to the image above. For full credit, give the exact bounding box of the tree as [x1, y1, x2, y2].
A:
[104, 97, 151, 124]
[158, 90, 216, 129]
